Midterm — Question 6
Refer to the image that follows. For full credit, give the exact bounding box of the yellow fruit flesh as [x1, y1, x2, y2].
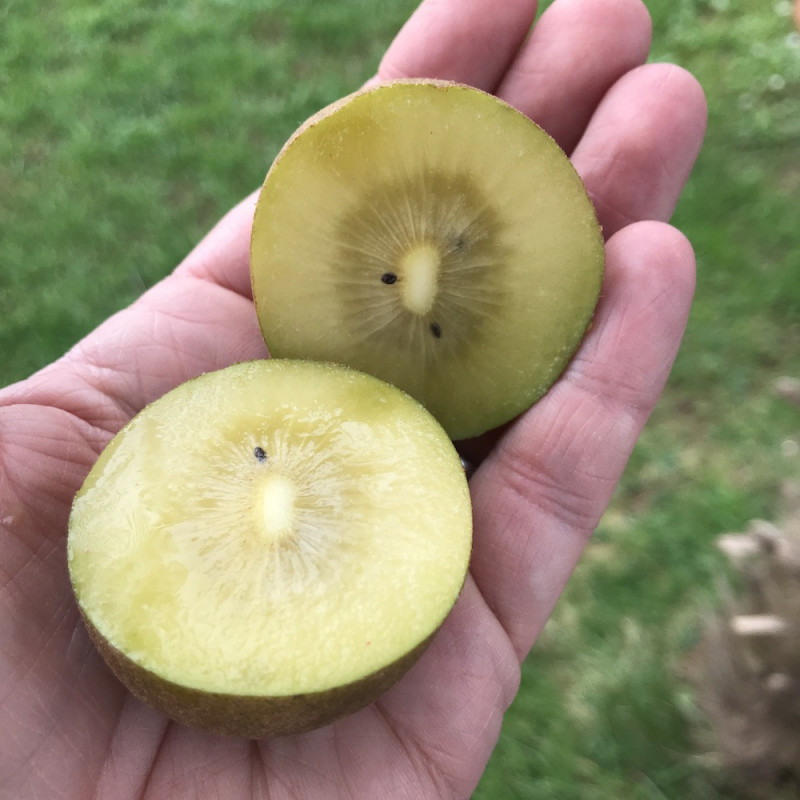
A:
[251, 81, 604, 440]
[68, 361, 472, 701]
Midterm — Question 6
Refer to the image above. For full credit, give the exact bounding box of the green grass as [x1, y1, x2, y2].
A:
[3, 1, 800, 797]
[0, 0, 414, 385]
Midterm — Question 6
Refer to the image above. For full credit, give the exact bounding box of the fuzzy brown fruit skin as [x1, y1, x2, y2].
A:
[80, 608, 435, 739]
[250, 79, 605, 441]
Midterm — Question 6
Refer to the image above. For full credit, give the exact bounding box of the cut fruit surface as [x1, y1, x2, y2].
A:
[68, 360, 472, 737]
[250, 79, 605, 440]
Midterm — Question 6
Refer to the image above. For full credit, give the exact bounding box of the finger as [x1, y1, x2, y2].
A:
[572, 62, 707, 238]
[348, 580, 519, 798]
[468, 221, 696, 659]
[9, 276, 266, 437]
[175, 191, 259, 299]
[377, 0, 538, 91]
[496, 0, 653, 153]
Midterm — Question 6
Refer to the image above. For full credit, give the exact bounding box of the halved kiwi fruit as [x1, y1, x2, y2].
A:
[251, 80, 604, 440]
[68, 360, 472, 738]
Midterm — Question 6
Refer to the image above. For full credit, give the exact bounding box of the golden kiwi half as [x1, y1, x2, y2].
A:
[250, 80, 605, 440]
[68, 360, 472, 738]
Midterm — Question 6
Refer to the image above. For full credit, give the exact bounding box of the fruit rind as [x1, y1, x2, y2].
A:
[80, 607, 436, 738]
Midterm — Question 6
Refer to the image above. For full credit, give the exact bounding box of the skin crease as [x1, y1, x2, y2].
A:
[0, 0, 707, 797]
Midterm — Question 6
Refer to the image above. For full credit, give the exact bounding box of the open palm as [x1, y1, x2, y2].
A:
[0, 0, 706, 797]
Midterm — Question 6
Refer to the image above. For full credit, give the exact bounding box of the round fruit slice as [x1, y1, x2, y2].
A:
[68, 360, 472, 738]
[250, 79, 604, 440]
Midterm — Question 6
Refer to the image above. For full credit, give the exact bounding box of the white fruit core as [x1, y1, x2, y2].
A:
[258, 473, 298, 543]
[400, 243, 440, 315]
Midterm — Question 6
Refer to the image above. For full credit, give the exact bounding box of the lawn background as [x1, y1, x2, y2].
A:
[2, 1, 799, 797]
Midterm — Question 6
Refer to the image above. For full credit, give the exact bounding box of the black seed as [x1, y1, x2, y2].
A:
[452, 234, 467, 251]
[430, 322, 442, 339]
[254, 446, 268, 463]
[381, 272, 398, 285]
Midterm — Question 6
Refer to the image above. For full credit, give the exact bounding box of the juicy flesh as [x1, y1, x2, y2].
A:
[68, 361, 472, 696]
[251, 82, 604, 440]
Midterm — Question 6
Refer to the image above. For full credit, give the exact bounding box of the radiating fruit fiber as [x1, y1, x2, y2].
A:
[251, 80, 604, 440]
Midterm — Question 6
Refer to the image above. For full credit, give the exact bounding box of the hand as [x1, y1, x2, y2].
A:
[0, 0, 706, 797]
